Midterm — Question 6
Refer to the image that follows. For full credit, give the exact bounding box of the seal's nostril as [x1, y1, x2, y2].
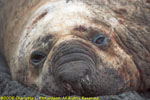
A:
[65, 83, 75, 93]
[81, 75, 91, 86]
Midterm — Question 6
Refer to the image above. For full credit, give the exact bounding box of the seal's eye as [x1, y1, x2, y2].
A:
[30, 51, 46, 66]
[93, 34, 107, 46]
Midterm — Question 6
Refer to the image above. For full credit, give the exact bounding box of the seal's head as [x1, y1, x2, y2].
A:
[13, 0, 140, 96]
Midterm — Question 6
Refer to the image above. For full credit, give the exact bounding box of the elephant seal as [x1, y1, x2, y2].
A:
[0, 0, 150, 96]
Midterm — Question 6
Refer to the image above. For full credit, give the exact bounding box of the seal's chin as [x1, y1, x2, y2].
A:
[48, 40, 97, 96]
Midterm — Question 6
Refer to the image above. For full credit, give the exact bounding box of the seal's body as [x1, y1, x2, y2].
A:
[0, 0, 150, 96]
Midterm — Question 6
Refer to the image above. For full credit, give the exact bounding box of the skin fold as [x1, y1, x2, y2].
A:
[0, 0, 150, 96]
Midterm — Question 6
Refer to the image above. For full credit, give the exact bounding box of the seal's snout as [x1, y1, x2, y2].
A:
[57, 62, 91, 94]
[51, 40, 95, 95]
[58, 63, 90, 83]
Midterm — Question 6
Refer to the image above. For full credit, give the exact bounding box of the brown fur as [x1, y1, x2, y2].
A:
[0, 0, 150, 96]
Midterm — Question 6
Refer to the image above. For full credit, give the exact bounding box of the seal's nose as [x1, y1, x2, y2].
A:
[56, 61, 92, 94]
[59, 62, 89, 82]
[50, 40, 96, 95]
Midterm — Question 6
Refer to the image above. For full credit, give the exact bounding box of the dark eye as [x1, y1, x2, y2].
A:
[93, 34, 107, 46]
[30, 51, 46, 66]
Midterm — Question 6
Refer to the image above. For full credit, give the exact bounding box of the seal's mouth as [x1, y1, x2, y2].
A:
[50, 40, 97, 96]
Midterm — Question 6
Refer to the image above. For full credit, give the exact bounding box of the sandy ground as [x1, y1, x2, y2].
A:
[0, 54, 150, 99]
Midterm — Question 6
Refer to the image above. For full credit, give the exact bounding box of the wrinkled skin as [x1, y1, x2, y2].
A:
[0, 0, 150, 96]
